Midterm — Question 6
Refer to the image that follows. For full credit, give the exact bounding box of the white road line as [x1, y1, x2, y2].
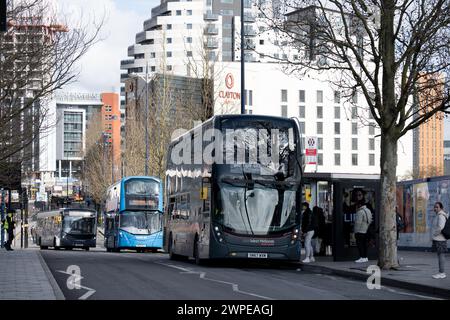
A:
[156, 262, 274, 300]
[56, 270, 96, 300]
[382, 286, 442, 300]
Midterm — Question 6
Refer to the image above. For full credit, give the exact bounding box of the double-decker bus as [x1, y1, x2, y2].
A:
[104, 176, 163, 252]
[36, 208, 97, 250]
[164, 115, 303, 264]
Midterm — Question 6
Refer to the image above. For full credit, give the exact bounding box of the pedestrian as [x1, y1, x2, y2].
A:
[301, 202, 315, 263]
[354, 199, 372, 263]
[4, 211, 15, 251]
[396, 206, 405, 241]
[431, 202, 448, 279]
[312, 206, 326, 255]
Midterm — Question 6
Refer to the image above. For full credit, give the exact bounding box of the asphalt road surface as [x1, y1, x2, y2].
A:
[40, 248, 442, 300]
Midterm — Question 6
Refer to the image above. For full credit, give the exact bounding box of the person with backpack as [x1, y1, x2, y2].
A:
[354, 199, 372, 263]
[431, 202, 449, 279]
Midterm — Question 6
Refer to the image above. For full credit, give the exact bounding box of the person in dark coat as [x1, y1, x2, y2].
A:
[5, 212, 15, 251]
[301, 202, 315, 263]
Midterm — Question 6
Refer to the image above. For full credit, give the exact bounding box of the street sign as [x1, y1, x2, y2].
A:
[305, 136, 318, 165]
[0, 0, 6, 32]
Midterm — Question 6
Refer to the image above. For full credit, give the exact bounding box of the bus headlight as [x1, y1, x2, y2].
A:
[214, 226, 219, 232]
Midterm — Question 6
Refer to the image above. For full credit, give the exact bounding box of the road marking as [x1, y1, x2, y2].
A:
[382, 286, 442, 300]
[57, 270, 96, 300]
[156, 262, 274, 300]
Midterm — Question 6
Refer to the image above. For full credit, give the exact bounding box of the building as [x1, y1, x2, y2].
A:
[38, 91, 120, 200]
[412, 75, 445, 178]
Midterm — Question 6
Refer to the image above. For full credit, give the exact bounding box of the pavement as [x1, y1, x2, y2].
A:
[300, 250, 450, 298]
[0, 247, 64, 300]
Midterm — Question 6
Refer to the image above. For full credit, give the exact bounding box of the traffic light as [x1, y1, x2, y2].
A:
[0, 0, 6, 32]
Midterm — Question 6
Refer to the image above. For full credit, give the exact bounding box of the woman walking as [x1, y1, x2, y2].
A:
[431, 202, 448, 279]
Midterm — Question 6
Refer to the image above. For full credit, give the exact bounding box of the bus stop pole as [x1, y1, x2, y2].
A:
[20, 208, 23, 248]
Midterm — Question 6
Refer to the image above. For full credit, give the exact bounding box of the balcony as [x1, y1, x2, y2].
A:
[136, 31, 155, 44]
[128, 44, 145, 57]
[205, 37, 219, 49]
[204, 24, 219, 35]
[243, 13, 256, 23]
[120, 59, 134, 67]
[204, 12, 219, 21]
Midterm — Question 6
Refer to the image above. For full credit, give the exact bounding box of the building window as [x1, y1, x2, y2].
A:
[369, 123, 375, 135]
[352, 106, 358, 119]
[187, 10, 192, 15]
[167, 51, 172, 57]
[186, 37, 192, 43]
[335, 138, 340, 150]
[317, 106, 323, 119]
[299, 122, 305, 134]
[334, 153, 341, 166]
[369, 138, 375, 150]
[299, 105, 305, 118]
[317, 90, 323, 103]
[281, 89, 288, 102]
[187, 23, 192, 29]
[334, 91, 340, 104]
[334, 122, 340, 134]
[151, 66, 156, 72]
[167, 65, 172, 71]
[352, 123, 358, 135]
[167, 24, 172, 30]
[317, 122, 323, 134]
[334, 106, 340, 119]
[187, 51, 193, 57]
[352, 154, 358, 166]
[220, 9, 234, 15]
[299, 90, 305, 103]
[223, 23, 232, 29]
[318, 137, 323, 150]
[281, 105, 288, 117]
[150, 52, 156, 58]
[318, 153, 323, 166]
[176, 10, 182, 16]
[369, 154, 375, 166]
[259, 39, 264, 45]
[167, 38, 172, 44]
[248, 90, 253, 106]
[352, 138, 358, 150]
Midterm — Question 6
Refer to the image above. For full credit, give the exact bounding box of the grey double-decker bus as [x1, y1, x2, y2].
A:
[36, 208, 97, 250]
[164, 115, 303, 264]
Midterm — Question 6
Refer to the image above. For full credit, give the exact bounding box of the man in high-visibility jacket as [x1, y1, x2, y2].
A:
[2, 212, 15, 251]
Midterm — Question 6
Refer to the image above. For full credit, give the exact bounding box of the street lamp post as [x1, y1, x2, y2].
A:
[130, 64, 150, 176]
[241, 0, 245, 115]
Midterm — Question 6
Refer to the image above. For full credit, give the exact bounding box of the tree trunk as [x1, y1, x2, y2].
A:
[378, 133, 399, 269]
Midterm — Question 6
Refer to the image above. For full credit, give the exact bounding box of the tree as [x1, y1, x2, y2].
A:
[259, 1, 450, 269]
[83, 112, 113, 204]
[0, 0, 103, 173]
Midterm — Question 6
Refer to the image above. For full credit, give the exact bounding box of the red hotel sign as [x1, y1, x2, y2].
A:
[219, 73, 241, 101]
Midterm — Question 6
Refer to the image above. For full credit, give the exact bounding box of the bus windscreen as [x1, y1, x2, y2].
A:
[125, 179, 160, 210]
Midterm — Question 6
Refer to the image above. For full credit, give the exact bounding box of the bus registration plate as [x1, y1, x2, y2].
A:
[248, 253, 268, 259]
[136, 244, 146, 247]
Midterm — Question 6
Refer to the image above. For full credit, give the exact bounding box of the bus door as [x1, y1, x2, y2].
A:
[104, 213, 116, 248]
[332, 180, 379, 261]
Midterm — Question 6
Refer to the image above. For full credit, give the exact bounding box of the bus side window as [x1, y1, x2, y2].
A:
[169, 196, 176, 220]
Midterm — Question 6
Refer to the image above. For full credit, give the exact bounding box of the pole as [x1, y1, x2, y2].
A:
[145, 62, 149, 176]
[240, 0, 245, 115]
[111, 138, 114, 183]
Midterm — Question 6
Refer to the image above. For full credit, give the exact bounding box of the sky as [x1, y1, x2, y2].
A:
[57, 0, 159, 94]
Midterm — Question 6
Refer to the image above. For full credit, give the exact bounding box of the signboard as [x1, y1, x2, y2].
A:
[305, 136, 318, 165]
[216, 71, 241, 114]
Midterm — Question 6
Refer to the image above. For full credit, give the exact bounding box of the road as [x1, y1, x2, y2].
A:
[40, 248, 441, 300]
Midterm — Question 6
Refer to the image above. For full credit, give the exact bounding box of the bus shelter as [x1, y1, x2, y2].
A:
[302, 173, 380, 261]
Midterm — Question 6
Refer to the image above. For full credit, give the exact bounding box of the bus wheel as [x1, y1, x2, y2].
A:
[194, 237, 204, 266]
[53, 239, 60, 250]
[168, 235, 181, 260]
[84, 247, 90, 251]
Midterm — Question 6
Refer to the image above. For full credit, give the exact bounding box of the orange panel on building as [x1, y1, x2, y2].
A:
[101, 93, 121, 180]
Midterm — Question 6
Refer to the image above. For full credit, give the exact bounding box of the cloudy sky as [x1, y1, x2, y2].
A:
[58, 0, 159, 94]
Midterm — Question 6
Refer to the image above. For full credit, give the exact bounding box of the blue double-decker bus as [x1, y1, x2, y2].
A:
[104, 176, 163, 252]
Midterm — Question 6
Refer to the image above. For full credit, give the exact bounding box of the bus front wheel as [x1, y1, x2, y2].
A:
[169, 234, 183, 261]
